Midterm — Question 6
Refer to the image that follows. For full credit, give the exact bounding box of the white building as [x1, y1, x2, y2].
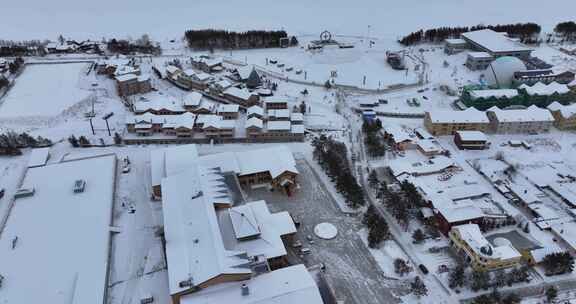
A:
[486, 105, 555, 134]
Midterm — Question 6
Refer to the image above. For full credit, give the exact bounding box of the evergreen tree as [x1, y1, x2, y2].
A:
[448, 264, 466, 289]
[412, 229, 425, 244]
[68, 135, 79, 147]
[410, 276, 428, 297]
[114, 132, 122, 145]
[546, 286, 558, 303]
[502, 293, 521, 304]
[368, 170, 379, 188]
[394, 258, 411, 276]
[78, 136, 90, 147]
[470, 270, 490, 291]
[542, 252, 574, 276]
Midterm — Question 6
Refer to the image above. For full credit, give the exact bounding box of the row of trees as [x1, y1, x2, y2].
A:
[362, 119, 386, 158]
[379, 180, 427, 228]
[107, 36, 161, 55]
[363, 205, 391, 248]
[399, 23, 541, 46]
[68, 135, 92, 148]
[0, 132, 52, 156]
[542, 251, 574, 276]
[312, 135, 366, 208]
[555, 21, 576, 41]
[471, 289, 521, 304]
[448, 264, 530, 292]
[184, 29, 297, 50]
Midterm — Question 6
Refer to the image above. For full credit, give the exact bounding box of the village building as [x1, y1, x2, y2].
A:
[383, 125, 415, 150]
[246, 117, 264, 138]
[290, 112, 304, 125]
[267, 109, 291, 121]
[449, 224, 522, 271]
[150, 145, 300, 198]
[191, 56, 224, 73]
[465, 52, 494, 70]
[159, 156, 318, 304]
[416, 139, 444, 156]
[444, 38, 468, 55]
[132, 92, 186, 115]
[177, 69, 210, 90]
[217, 104, 240, 120]
[223, 87, 261, 107]
[486, 105, 555, 134]
[459, 88, 521, 110]
[513, 70, 575, 86]
[435, 200, 485, 235]
[0, 154, 117, 304]
[95, 58, 131, 75]
[264, 99, 288, 110]
[461, 29, 532, 59]
[388, 155, 457, 178]
[116, 73, 152, 96]
[182, 92, 204, 112]
[547, 101, 576, 129]
[247, 105, 264, 119]
[454, 131, 489, 150]
[424, 107, 490, 136]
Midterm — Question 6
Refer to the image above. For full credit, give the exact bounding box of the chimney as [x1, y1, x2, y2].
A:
[241, 283, 250, 296]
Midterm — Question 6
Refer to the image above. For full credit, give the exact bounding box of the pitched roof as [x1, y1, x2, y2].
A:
[427, 107, 489, 124]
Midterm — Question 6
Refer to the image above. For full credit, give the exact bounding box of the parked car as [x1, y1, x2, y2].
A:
[306, 235, 314, 244]
[300, 247, 311, 255]
[419, 264, 429, 275]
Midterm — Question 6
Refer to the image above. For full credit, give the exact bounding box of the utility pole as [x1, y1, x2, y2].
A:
[103, 112, 114, 136]
[89, 118, 95, 135]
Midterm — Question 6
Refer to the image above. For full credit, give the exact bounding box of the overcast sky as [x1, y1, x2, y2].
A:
[3, 0, 575, 41]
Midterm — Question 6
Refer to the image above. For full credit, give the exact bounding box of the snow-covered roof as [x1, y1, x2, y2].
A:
[530, 246, 564, 264]
[547, 101, 576, 119]
[267, 120, 292, 131]
[162, 112, 196, 129]
[487, 105, 555, 122]
[180, 264, 323, 304]
[548, 183, 576, 205]
[0, 154, 116, 304]
[291, 124, 305, 134]
[519, 82, 570, 96]
[225, 87, 254, 100]
[469, 89, 518, 100]
[114, 65, 140, 77]
[27, 147, 50, 168]
[247, 105, 264, 117]
[388, 155, 455, 177]
[467, 51, 493, 59]
[264, 99, 287, 105]
[383, 125, 413, 143]
[291, 112, 304, 122]
[222, 200, 296, 258]
[115, 73, 138, 82]
[166, 65, 180, 75]
[133, 92, 184, 113]
[218, 104, 240, 113]
[427, 107, 489, 124]
[162, 165, 249, 296]
[215, 79, 233, 89]
[461, 29, 532, 53]
[452, 224, 521, 260]
[183, 69, 196, 77]
[445, 38, 466, 45]
[507, 183, 541, 205]
[416, 139, 442, 153]
[246, 117, 263, 129]
[550, 221, 576, 251]
[414, 127, 434, 139]
[183, 92, 203, 107]
[456, 130, 487, 142]
[437, 203, 484, 223]
[150, 144, 199, 187]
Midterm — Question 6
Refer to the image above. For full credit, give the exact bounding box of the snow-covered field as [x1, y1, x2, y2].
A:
[0, 63, 91, 118]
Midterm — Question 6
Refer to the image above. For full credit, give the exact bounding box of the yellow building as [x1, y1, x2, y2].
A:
[424, 108, 490, 136]
[449, 224, 522, 271]
[547, 101, 576, 129]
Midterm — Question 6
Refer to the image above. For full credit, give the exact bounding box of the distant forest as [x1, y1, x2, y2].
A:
[0, 40, 45, 57]
[555, 21, 576, 42]
[107, 37, 161, 55]
[184, 29, 297, 50]
[399, 23, 541, 46]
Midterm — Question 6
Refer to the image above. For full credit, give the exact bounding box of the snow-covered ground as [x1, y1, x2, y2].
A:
[0, 63, 92, 118]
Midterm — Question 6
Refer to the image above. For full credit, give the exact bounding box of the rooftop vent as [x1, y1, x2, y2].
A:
[241, 284, 249, 296]
[74, 180, 86, 193]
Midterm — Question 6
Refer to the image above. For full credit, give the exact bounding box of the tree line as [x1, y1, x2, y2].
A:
[378, 179, 427, 229]
[107, 36, 161, 55]
[399, 23, 541, 46]
[184, 29, 298, 50]
[555, 21, 576, 42]
[0, 132, 52, 156]
[362, 119, 386, 158]
[312, 135, 366, 209]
